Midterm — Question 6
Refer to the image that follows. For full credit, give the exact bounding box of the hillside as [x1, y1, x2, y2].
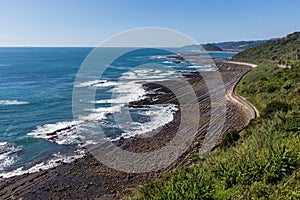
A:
[233, 32, 300, 63]
[184, 39, 270, 52]
[201, 44, 223, 51]
[184, 40, 266, 52]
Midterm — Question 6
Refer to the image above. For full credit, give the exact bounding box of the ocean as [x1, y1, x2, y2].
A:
[0, 47, 236, 178]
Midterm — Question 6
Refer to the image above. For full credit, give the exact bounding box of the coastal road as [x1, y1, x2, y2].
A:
[225, 61, 260, 120]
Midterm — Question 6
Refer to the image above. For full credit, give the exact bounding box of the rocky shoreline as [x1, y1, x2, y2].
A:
[0, 60, 254, 200]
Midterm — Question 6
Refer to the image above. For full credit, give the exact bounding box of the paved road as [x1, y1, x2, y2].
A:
[225, 61, 260, 119]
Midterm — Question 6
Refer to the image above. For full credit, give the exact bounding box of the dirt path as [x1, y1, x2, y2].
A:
[225, 61, 258, 68]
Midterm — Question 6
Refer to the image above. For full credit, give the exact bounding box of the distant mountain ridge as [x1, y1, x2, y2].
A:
[183, 44, 222, 51]
[211, 40, 270, 52]
[184, 39, 272, 52]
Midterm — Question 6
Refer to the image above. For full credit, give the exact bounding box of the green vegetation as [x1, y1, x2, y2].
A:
[218, 130, 240, 149]
[233, 32, 300, 63]
[128, 64, 300, 200]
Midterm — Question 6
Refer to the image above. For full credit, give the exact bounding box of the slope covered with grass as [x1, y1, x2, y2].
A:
[128, 64, 300, 200]
[233, 32, 300, 63]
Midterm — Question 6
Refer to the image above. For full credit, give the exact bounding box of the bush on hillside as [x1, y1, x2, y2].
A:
[262, 101, 289, 117]
[219, 130, 240, 149]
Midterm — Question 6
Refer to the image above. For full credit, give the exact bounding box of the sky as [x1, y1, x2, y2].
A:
[0, 0, 300, 47]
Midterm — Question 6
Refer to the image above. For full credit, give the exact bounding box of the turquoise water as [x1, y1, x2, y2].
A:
[0, 47, 236, 177]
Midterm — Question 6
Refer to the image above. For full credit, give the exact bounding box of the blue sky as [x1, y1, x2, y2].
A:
[0, 0, 299, 46]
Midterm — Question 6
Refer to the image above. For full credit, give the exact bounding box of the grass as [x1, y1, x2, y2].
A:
[127, 64, 300, 200]
[232, 32, 300, 63]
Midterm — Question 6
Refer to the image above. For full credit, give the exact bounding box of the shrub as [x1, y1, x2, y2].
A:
[219, 130, 240, 149]
[262, 101, 289, 117]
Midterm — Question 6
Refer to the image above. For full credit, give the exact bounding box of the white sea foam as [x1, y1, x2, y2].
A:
[81, 105, 122, 121]
[0, 142, 22, 171]
[27, 121, 82, 145]
[163, 61, 174, 64]
[109, 81, 147, 103]
[83, 77, 149, 105]
[149, 55, 167, 59]
[121, 69, 169, 81]
[0, 149, 85, 179]
[75, 80, 118, 88]
[122, 74, 167, 80]
[26, 105, 122, 145]
[113, 104, 178, 140]
[0, 100, 29, 105]
[93, 99, 112, 104]
[78, 140, 98, 148]
[0, 142, 7, 146]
